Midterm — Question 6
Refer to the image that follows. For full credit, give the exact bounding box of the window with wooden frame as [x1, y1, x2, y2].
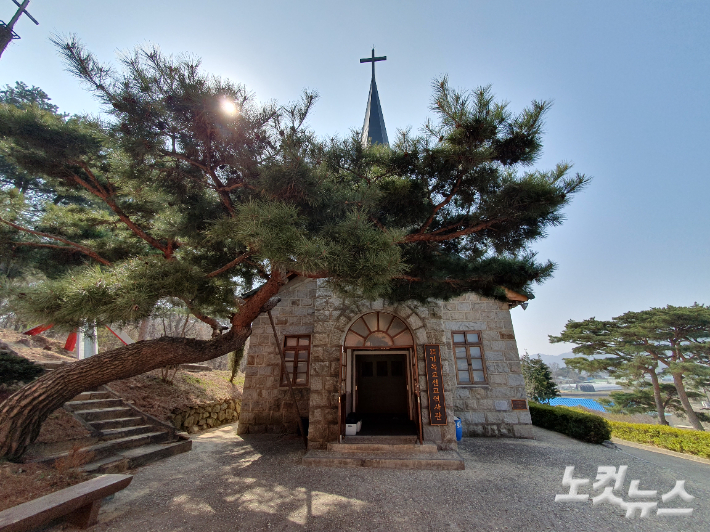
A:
[280, 335, 311, 387]
[452, 331, 487, 385]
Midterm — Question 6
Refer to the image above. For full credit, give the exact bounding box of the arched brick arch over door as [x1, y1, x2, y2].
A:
[343, 311, 414, 348]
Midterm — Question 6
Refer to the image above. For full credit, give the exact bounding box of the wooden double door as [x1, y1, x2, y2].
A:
[355, 354, 408, 415]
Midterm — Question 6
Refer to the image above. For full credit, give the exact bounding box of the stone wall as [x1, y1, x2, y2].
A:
[239, 275, 532, 445]
[237, 277, 315, 435]
[171, 398, 241, 433]
[441, 293, 532, 438]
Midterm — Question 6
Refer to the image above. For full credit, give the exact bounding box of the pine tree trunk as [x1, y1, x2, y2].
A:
[0, 329, 249, 460]
[648, 369, 669, 425]
[671, 372, 705, 431]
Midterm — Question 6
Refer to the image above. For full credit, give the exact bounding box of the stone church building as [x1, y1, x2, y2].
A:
[238, 50, 532, 456]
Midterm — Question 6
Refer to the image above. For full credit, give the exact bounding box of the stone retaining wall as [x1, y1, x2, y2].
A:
[171, 398, 241, 433]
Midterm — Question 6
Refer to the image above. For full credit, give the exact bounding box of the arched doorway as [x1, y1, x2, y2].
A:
[339, 312, 422, 440]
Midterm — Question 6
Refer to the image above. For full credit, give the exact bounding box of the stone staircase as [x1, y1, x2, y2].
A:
[302, 435, 465, 470]
[38, 388, 191, 473]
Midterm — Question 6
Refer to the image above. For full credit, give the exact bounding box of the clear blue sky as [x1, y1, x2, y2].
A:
[2, 1, 709, 355]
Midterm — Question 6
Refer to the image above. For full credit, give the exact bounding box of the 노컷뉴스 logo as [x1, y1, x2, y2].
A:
[555, 466, 695, 518]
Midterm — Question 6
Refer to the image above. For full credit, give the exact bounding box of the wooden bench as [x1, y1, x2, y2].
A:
[0, 474, 132, 531]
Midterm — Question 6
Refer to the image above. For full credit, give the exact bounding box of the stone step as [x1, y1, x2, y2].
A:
[180, 363, 212, 372]
[78, 455, 130, 474]
[82, 432, 172, 460]
[73, 406, 134, 422]
[35, 431, 174, 466]
[99, 425, 156, 440]
[302, 450, 465, 470]
[79, 438, 192, 473]
[341, 435, 419, 445]
[327, 442, 438, 454]
[89, 416, 145, 431]
[72, 391, 113, 401]
[120, 439, 193, 468]
[87, 431, 173, 456]
[65, 398, 125, 411]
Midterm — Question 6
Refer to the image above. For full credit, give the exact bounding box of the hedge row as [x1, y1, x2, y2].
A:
[609, 421, 710, 459]
[529, 402, 611, 444]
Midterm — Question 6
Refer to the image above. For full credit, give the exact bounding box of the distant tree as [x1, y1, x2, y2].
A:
[521, 354, 560, 404]
[0, 82, 87, 284]
[599, 380, 709, 423]
[551, 304, 710, 430]
[0, 82, 61, 195]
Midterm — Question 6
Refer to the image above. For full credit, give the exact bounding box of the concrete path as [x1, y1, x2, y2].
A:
[58, 424, 709, 532]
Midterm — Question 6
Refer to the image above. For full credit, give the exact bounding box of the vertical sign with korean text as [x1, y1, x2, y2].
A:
[424, 344, 447, 426]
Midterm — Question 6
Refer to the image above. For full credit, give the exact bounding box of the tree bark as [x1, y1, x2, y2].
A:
[647, 368, 669, 426]
[671, 372, 705, 431]
[0, 329, 250, 460]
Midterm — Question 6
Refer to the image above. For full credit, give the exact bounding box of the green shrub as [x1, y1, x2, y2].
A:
[0, 351, 45, 385]
[609, 421, 710, 459]
[529, 402, 611, 444]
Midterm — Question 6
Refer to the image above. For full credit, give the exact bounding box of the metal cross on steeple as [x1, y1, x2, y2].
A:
[360, 47, 389, 147]
[360, 47, 387, 80]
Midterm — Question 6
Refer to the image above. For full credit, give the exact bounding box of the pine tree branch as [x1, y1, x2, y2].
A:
[65, 167, 105, 198]
[206, 251, 251, 278]
[246, 259, 270, 280]
[393, 275, 422, 282]
[370, 216, 387, 232]
[417, 173, 464, 234]
[216, 181, 255, 192]
[207, 167, 235, 216]
[12, 242, 84, 252]
[158, 150, 236, 216]
[101, 195, 171, 255]
[177, 297, 221, 334]
[231, 267, 287, 329]
[66, 165, 170, 256]
[402, 218, 501, 243]
[159, 150, 211, 174]
[0, 217, 112, 266]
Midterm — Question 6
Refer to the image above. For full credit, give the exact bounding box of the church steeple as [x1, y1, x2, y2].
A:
[360, 48, 388, 147]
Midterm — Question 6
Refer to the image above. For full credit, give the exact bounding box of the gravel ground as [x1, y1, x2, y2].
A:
[55, 424, 709, 532]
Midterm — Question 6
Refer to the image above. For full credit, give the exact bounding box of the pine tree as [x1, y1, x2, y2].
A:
[0, 38, 588, 459]
[521, 354, 560, 404]
[599, 381, 709, 423]
[551, 304, 710, 430]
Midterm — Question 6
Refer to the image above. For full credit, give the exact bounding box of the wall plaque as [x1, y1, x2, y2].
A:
[424, 344, 447, 426]
[511, 399, 528, 411]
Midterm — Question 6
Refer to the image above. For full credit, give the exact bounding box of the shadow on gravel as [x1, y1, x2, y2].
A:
[81, 424, 710, 532]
